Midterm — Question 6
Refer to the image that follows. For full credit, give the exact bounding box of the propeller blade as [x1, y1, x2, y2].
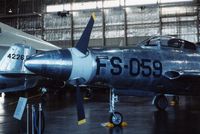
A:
[75, 80, 86, 125]
[75, 13, 96, 55]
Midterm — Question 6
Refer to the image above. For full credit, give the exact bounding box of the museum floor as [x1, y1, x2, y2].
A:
[1, 90, 200, 134]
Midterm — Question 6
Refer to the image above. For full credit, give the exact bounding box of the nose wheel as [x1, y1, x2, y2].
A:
[109, 88, 123, 126]
[153, 94, 168, 111]
[110, 112, 123, 126]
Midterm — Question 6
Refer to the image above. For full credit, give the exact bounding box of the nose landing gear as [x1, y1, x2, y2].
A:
[110, 112, 123, 126]
[109, 89, 124, 126]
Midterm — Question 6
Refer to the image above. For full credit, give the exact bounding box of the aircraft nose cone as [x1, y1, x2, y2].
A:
[25, 49, 72, 80]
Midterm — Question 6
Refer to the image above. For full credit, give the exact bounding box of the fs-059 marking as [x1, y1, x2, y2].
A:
[96, 56, 162, 77]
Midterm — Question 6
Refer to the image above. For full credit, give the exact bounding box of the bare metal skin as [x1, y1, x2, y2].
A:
[91, 37, 200, 96]
[25, 36, 200, 96]
[24, 14, 200, 124]
[0, 44, 41, 92]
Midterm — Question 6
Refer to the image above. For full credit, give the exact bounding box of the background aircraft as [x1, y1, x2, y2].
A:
[0, 44, 42, 92]
[24, 14, 200, 126]
[0, 22, 64, 93]
[0, 43, 68, 94]
[0, 22, 60, 62]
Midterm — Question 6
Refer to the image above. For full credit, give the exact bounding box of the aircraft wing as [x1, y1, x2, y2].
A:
[0, 72, 36, 76]
[164, 70, 200, 80]
[0, 22, 60, 51]
[0, 76, 40, 93]
[0, 85, 34, 93]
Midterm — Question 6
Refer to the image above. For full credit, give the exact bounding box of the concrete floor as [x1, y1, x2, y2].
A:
[0, 91, 200, 134]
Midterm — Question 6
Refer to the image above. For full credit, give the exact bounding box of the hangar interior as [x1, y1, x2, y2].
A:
[0, 0, 200, 48]
[1, 0, 200, 134]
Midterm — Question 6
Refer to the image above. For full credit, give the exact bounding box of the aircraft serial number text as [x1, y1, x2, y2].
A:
[96, 56, 162, 77]
[7, 54, 24, 60]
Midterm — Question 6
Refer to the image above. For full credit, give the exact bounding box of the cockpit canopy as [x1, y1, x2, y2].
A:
[139, 36, 196, 50]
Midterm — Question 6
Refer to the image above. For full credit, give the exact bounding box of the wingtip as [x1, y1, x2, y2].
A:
[92, 12, 96, 21]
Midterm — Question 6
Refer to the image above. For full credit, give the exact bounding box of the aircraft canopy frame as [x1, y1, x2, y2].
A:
[139, 36, 197, 50]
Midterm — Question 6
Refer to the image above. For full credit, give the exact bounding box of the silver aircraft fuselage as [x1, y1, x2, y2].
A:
[90, 45, 200, 95]
[24, 36, 200, 96]
[24, 15, 200, 124]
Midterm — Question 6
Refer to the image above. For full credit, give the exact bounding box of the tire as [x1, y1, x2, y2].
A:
[110, 112, 123, 126]
[154, 95, 168, 111]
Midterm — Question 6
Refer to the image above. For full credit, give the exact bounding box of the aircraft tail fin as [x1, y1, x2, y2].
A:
[75, 13, 96, 55]
[0, 44, 36, 74]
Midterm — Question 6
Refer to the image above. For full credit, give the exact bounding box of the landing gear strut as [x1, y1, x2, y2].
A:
[109, 88, 123, 126]
[153, 94, 168, 111]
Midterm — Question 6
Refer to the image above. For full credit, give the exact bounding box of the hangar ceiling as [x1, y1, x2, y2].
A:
[0, 0, 199, 48]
